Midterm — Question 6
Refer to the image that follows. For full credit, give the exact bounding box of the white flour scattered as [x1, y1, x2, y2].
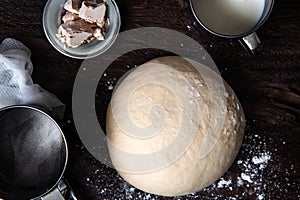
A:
[217, 178, 232, 188]
[199, 132, 273, 199]
[237, 177, 244, 187]
[108, 85, 114, 90]
[241, 173, 253, 183]
[232, 133, 273, 199]
[258, 194, 265, 200]
[252, 153, 271, 165]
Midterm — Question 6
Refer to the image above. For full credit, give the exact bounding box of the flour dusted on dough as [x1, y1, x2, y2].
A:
[106, 56, 245, 196]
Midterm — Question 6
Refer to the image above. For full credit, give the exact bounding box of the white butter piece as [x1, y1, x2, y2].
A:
[62, 12, 80, 23]
[79, 1, 106, 27]
[93, 28, 104, 41]
[58, 0, 108, 48]
[64, 0, 82, 14]
[57, 19, 97, 48]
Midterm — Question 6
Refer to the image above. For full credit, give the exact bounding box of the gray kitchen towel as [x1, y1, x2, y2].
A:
[0, 38, 65, 118]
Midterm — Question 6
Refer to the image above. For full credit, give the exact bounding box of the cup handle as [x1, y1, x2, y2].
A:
[239, 32, 263, 54]
[41, 179, 77, 200]
[42, 188, 65, 200]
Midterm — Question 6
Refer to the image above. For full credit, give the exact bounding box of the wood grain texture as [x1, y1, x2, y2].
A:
[0, 0, 299, 199]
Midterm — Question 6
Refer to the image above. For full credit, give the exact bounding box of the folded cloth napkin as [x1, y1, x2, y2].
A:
[0, 38, 65, 118]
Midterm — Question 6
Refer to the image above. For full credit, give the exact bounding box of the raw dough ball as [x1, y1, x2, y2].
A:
[106, 56, 245, 196]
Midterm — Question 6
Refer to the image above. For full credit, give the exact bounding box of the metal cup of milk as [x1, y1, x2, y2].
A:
[190, 0, 274, 54]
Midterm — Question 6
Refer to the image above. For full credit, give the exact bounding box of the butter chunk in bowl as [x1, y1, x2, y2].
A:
[43, 0, 120, 59]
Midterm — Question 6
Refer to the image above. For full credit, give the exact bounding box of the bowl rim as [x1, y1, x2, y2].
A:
[42, 0, 121, 59]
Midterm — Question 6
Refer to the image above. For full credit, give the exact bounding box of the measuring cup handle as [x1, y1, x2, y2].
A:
[41, 179, 77, 200]
[42, 188, 65, 200]
[239, 32, 263, 55]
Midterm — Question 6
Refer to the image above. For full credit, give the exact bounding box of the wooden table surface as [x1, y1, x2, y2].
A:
[0, 0, 299, 199]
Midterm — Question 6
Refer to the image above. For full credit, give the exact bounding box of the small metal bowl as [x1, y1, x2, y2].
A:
[43, 0, 121, 59]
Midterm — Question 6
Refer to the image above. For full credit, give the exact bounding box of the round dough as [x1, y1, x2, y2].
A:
[106, 56, 245, 196]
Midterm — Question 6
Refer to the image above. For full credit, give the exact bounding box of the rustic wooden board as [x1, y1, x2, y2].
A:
[0, 0, 299, 199]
